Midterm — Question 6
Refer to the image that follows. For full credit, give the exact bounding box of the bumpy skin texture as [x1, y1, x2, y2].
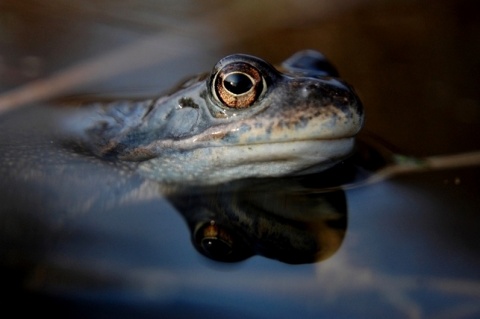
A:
[76, 50, 364, 185]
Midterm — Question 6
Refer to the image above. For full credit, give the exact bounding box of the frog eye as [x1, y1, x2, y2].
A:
[193, 221, 253, 262]
[194, 222, 234, 259]
[213, 62, 264, 109]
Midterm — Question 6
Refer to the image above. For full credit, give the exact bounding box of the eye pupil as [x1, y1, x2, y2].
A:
[201, 238, 233, 257]
[223, 73, 253, 95]
[193, 222, 254, 262]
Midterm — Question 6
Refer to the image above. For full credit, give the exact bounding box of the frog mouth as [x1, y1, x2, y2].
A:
[203, 137, 355, 171]
[137, 137, 355, 185]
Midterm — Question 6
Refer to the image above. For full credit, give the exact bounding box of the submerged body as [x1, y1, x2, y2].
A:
[68, 50, 363, 185]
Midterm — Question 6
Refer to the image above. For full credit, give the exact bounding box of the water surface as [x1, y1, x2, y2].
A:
[1, 1, 479, 318]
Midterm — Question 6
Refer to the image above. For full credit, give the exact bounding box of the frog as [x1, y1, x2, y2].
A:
[72, 50, 364, 185]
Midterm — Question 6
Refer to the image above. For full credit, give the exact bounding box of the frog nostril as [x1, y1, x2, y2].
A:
[299, 82, 321, 97]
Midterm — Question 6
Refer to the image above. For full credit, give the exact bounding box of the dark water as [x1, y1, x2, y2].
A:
[1, 1, 479, 318]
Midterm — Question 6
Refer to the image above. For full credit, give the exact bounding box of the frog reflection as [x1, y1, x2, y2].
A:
[167, 137, 393, 264]
[168, 175, 347, 264]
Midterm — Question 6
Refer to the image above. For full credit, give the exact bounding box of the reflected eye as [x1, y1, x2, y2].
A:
[195, 222, 233, 258]
[213, 62, 264, 109]
[193, 221, 252, 262]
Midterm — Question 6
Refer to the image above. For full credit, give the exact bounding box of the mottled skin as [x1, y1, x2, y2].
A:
[72, 50, 363, 185]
